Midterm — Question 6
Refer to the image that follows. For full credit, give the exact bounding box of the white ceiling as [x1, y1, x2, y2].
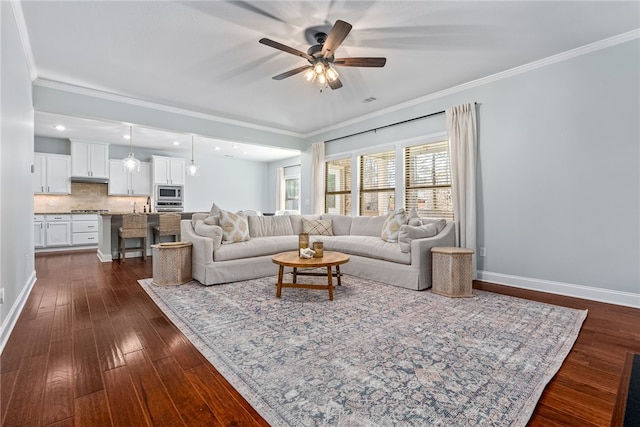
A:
[21, 1, 639, 160]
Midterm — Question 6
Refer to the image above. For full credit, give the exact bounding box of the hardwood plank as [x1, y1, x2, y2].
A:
[109, 310, 144, 355]
[73, 328, 103, 398]
[92, 317, 126, 371]
[51, 304, 73, 343]
[72, 293, 92, 331]
[0, 369, 18, 424]
[24, 311, 54, 357]
[124, 350, 185, 426]
[128, 312, 171, 361]
[103, 366, 151, 426]
[40, 339, 75, 425]
[0, 323, 29, 373]
[610, 352, 636, 427]
[148, 316, 204, 371]
[154, 356, 221, 426]
[2, 354, 47, 426]
[86, 289, 108, 321]
[186, 363, 270, 427]
[74, 390, 111, 427]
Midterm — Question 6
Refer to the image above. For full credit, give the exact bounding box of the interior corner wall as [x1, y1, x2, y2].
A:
[1, 2, 37, 350]
[302, 39, 640, 301]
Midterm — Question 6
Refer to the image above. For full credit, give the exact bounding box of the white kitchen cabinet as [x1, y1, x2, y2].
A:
[33, 153, 71, 194]
[152, 156, 185, 185]
[108, 160, 151, 196]
[45, 214, 71, 247]
[34, 215, 45, 248]
[71, 141, 109, 179]
[72, 214, 99, 246]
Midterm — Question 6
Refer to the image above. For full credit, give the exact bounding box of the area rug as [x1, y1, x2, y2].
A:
[139, 274, 587, 426]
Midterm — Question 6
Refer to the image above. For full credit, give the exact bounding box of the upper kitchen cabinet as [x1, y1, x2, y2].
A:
[152, 155, 185, 185]
[108, 160, 151, 196]
[33, 153, 71, 194]
[70, 141, 109, 179]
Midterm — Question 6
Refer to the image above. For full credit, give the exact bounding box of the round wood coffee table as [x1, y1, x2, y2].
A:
[271, 251, 350, 301]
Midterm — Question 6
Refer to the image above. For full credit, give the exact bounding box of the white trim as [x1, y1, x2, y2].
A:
[478, 270, 640, 309]
[33, 78, 305, 139]
[10, 1, 37, 81]
[0, 271, 37, 354]
[308, 29, 640, 139]
[97, 249, 113, 262]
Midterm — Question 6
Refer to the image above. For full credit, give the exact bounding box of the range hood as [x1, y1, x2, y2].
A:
[70, 176, 109, 184]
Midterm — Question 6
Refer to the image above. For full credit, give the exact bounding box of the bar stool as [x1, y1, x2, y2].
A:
[118, 214, 147, 263]
[153, 213, 181, 244]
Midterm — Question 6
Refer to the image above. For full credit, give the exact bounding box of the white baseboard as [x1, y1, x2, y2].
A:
[0, 270, 37, 354]
[477, 270, 640, 309]
[97, 249, 113, 262]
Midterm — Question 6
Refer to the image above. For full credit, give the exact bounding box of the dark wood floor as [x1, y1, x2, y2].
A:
[1, 251, 638, 426]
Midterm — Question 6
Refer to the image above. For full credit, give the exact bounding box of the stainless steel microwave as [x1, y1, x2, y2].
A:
[155, 184, 183, 203]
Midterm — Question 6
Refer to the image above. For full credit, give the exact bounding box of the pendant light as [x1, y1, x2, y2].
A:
[187, 134, 200, 177]
[122, 125, 141, 172]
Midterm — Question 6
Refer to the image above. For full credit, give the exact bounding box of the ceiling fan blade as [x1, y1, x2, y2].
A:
[328, 78, 343, 90]
[321, 20, 352, 58]
[259, 38, 314, 61]
[333, 57, 387, 67]
[272, 65, 311, 80]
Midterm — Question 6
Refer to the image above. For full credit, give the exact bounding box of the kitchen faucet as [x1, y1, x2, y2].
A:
[133, 201, 137, 213]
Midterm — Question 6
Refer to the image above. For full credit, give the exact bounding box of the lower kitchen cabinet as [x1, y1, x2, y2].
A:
[45, 215, 71, 247]
[35, 214, 100, 250]
[34, 215, 45, 248]
[72, 214, 99, 245]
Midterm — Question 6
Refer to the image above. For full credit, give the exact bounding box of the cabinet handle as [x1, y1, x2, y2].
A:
[40, 223, 43, 229]
[47, 223, 49, 229]
[41, 186, 44, 192]
[87, 226, 95, 229]
[47, 186, 50, 192]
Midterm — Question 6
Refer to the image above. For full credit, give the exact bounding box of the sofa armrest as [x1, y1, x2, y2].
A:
[409, 221, 456, 267]
[181, 219, 214, 266]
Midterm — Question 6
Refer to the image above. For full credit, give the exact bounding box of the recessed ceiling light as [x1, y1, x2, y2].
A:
[173, 141, 180, 146]
[243, 151, 248, 155]
[54, 125, 66, 131]
[362, 97, 377, 103]
[214, 147, 221, 151]
[232, 145, 238, 149]
[123, 134, 130, 140]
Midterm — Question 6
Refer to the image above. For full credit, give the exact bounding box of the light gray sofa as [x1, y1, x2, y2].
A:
[180, 213, 455, 291]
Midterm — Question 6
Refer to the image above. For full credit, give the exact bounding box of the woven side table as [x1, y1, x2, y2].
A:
[431, 247, 474, 297]
[151, 241, 192, 286]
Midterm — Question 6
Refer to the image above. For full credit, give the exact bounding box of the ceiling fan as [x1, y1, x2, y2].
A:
[259, 20, 386, 90]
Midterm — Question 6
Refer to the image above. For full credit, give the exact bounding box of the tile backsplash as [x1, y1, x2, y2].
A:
[34, 183, 149, 214]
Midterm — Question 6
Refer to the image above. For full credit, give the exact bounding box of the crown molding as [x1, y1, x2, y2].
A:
[33, 78, 306, 139]
[10, 1, 38, 81]
[306, 29, 640, 139]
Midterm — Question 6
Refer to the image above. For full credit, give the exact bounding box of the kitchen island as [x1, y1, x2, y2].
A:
[98, 212, 201, 262]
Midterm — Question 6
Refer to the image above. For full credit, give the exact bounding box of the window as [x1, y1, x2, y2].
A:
[404, 141, 453, 220]
[285, 177, 299, 210]
[359, 150, 395, 216]
[325, 158, 351, 215]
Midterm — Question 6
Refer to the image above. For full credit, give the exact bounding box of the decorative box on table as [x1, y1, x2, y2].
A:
[431, 247, 474, 297]
[151, 241, 192, 286]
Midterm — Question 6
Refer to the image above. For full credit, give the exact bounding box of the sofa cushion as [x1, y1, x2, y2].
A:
[248, 215, 294, 237]
[204, 215, 219, 226]
[194, 220, 223, 251]
[219, 210, 250, 244]
[381, 209, 408, 243]
[398, 219, 448, 253]
[302, 218, 333, 236]
[350, 215, 387, 237]
[214, 236, 297, 261]
[209, 202, 222, 216]
[322, 236, 411, 265]
[191, 212, 209, 229]
[320, 214, 352, 236]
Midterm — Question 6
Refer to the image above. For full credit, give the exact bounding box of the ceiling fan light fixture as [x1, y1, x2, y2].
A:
[304, 68, 316, 82]
[313, 62, 325, 74]
[326, 66, 339, 82]
[317, 73, 327, 85]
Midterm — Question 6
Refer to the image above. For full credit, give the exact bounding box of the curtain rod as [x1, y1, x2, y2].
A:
[324, 103, 476, 144]
[284, 163, 301, 168]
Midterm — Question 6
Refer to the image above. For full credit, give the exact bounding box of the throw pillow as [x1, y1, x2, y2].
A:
[209, 202, 222, 216]
[219, 210, 250, 244]
[302, 218, 333, 236]
[397, 219, 448, 253]
[203, 215, 219, 226]
[407, 207, 422, 226]
[381, 209, 408, 243]
[194, 220, 223, 251]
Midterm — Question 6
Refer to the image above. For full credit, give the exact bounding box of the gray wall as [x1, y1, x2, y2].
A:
[265, 155, 302, 213]
[302, 39, 640, 299]
[1, 2, 36, 348]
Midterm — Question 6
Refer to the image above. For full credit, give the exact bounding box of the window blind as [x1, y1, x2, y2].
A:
[325, 158, 351, 215]
[404, 141, 454, 220]
[359, 150, 395, 216]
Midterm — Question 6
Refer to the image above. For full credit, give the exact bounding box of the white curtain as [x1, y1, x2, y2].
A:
[275, 167, 285, 211]
[311, 142, 325, 215]
[447, 103, 478, 278]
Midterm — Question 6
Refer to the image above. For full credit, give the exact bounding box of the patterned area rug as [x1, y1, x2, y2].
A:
[139, 274, 587, 426]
